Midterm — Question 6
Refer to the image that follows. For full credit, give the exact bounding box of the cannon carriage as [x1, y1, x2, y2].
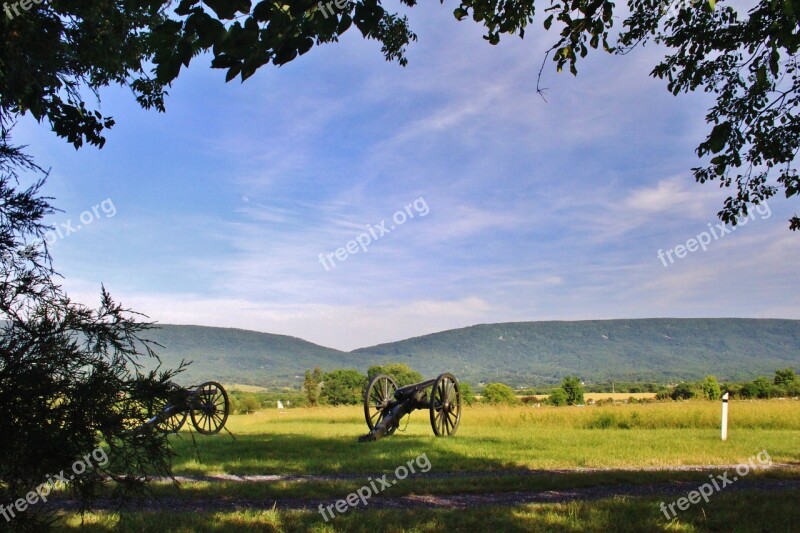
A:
[145, 381, 231, 435]
[360, 372, 462, 442]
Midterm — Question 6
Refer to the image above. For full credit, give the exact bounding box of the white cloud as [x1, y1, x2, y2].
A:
[59, 280, 495, 350]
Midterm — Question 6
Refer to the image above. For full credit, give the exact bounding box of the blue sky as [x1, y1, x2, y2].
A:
[13, 4, 800, 350]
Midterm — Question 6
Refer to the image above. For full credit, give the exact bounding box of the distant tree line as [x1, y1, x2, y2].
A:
[225, 363, 476, 412]
[659, 369, 800, 401]
[300, 363, 477, 407]
[473, 369, 799, 408]
[482, 376, 585, 406]
[227, 367, 799, 414]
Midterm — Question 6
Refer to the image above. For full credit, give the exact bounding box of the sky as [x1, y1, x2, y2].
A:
[12, 4, 800, 351]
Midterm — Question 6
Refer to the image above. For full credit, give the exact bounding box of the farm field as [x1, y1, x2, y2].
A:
[225, 384, 272, 393]
[55, 401, 800, 532]
[522, 393, 658, 402]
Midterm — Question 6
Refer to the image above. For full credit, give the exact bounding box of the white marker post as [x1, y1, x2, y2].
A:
[721, 392, 729, 441]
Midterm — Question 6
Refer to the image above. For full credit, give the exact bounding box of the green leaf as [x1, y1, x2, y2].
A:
[210, 54, 239, 69]
[338, 14, 353, 33]
[770, 49, 780, 76]
[252, 1, 272, 22]
[757, 65, 767, 87]
[175, 0, 200, 16]
[204, 0, 240, 19]
[707, 122, 731, 154]
[225, 64, 242, 82]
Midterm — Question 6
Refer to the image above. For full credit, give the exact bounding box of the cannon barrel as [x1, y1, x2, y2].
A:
[395, 378, 436, 398]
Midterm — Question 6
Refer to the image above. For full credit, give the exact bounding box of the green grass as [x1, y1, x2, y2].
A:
[58, 490, 800, 532]
[166, 401, 800, 476]
[112, 467, 800, 501]
[49, 401, 800, 531]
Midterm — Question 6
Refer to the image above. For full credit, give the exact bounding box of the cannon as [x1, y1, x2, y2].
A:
[146, 381, 230, 435]
[359, 372, 462, 442]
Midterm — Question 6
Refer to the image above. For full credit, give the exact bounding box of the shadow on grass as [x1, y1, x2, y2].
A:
[57, 489, 800, 532]
[90, 464, 800, 503]
[167, 433, 517, 475]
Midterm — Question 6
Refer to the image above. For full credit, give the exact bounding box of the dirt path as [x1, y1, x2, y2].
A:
[166, 463, 796, 484]
[49, 466, 800, 513]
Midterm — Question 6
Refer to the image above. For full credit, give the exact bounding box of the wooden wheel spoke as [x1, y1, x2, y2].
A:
[370, 390, 383, 405]
[189, 382, 229, 434]
[430, 373, 461, 437]
[446, 412, 455, 431]
[364, 374, 398, 431]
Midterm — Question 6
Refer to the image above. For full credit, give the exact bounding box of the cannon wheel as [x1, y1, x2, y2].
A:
[364, 374, 398, 433]
[190, 381, 230, 435]
[148, 396, 188, 434]
[430, 373, 461, 437]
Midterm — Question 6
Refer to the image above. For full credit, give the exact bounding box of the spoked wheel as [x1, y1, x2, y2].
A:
[148, 394, 187, 434]
[364, 374, 398, 432]
[430, 373, 461, 437]
[190, 381, 230, 435]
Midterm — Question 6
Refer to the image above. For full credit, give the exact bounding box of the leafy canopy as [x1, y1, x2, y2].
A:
[481, 382, 519, 404]
[303, 367, 324, 405]
[774, 367, 797, 384]
[560, 375, 585, 405]
[548, 387, 568, 406]
[3, 1, 800, 227]
[671, 381, 697, 400]
[367, 362, 423, 387]
[701, 374, 722, 400]
[321, 368, 366, 405]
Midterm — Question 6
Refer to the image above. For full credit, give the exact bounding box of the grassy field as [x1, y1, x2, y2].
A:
[224, 383, 271, 393]
[55, 400, 800, 531]
[163, 400, 800, 475]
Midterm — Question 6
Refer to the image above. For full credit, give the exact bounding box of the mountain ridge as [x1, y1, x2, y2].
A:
[146, 319, 800, 387]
